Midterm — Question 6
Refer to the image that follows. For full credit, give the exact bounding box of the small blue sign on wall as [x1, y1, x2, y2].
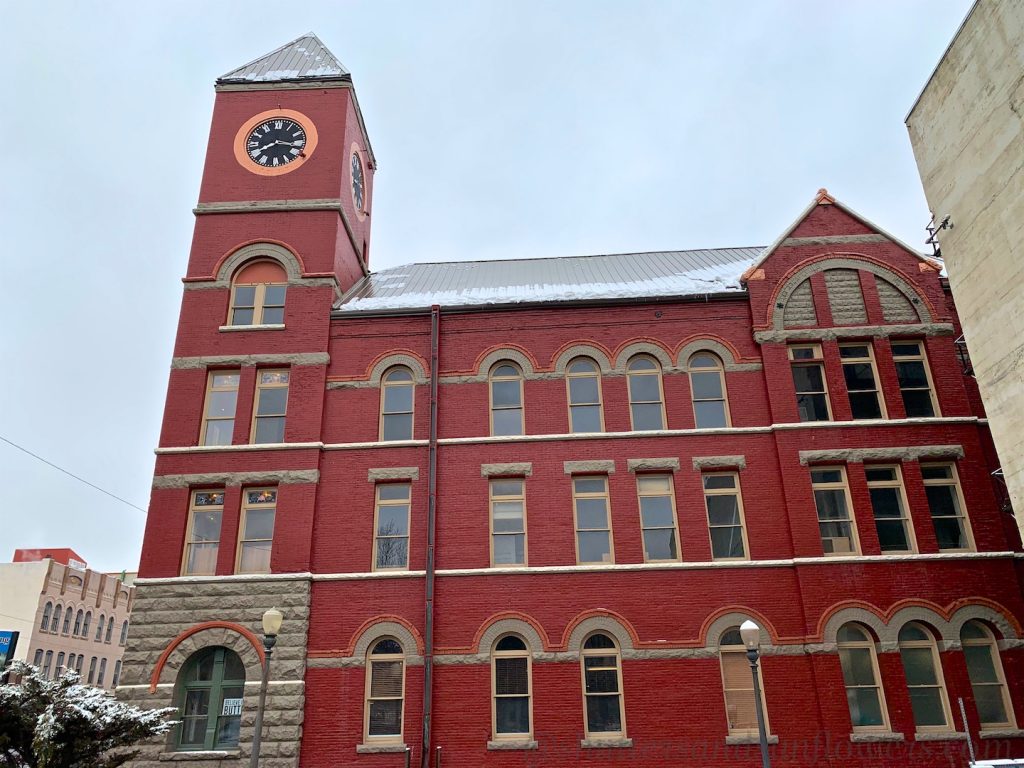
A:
[0, 631, 20, 672]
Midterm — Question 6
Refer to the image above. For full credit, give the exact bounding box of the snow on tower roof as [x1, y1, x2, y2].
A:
[218, 33, 350, 84]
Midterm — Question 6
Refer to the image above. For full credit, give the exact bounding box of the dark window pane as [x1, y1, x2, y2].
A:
[368, 700, 403, 736]
[231, 308, 254, 325]
[492, 409, 523, 436]
[495, 697, 530, 734]
[570, 405, 602, 433]
[495, 658, 529, 695]
[569, 376, 600, 404]
[796, 393, 830, 421]
[933, 517, 967, 550]
[382, 413, 413, 441]
[814, 489, 848, 520]
[376, 538, 408, 569]
[876, 519, 910, 552]
[925, 486, 959, 518]
[907, 688, 947, 727]
[383, 385, 413, 413]
[706, 495, 740, 526]
[849, 392, 882, 419]
[263, 285, 286, 305]
[839, 647, 876, 687]
[631, 403, 664, 430]
[576, 498, 609, 529]
[843, 363, 876, 391]
[694, 400, 728, 428]
[377, 506, 409, 536]
[690, 371, 723, 400]
[254, 416, 285, 444]
[491, 380, 521, 407]
[257, 388, 288, 416]
[847, 688, 885, 728]
[233, 286, 256, 305]
[791, 365, 824, 392]
[628, 374, 661, 403]
[639, 496, 674, 527]
[711, 526, 746, 558]
[643, 528, 677, 560]
[901, 389, 935, 418]
[586, 695, 622, 733]
[895, 360, 929, 389]
[261, 306, 284, 325]
[577, 531, 611, 563]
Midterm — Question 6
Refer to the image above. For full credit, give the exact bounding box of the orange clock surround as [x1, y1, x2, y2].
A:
[233, 109, 319, 176]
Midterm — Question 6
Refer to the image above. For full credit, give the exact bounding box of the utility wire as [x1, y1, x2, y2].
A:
[0, 435, 147, 514]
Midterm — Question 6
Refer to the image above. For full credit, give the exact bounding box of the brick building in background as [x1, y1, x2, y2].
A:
[118, 34, 1024, 768]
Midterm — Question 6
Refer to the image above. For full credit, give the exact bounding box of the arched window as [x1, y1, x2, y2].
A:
[719, 627, 769, 737]
[837, 623, 889, 731]
[689, 353, 730, 428]
[50, 604, 61, 633]
[73, 609, 84, 636]
[96, 615, 105, 642]
[177, 647, 246, 751]
[489, 363, 524, 436]
[112, 660, 122, 688]
[87, 656, 97, 684]
[82, 611, 92, 638]
[105, 618, 114, 644]
[898, 623, 952, 730]
[380, 367, 415, 441]
[56, 652, 65, 675]
[97, 658, 107, 686]
[43, 651, 53, 679]
[40, 602, 52, 631]
[961, 621, 1015, 728]
[75, 655, 84, 674]
[62, 607, 73, 635]
[229, 260, 287, 326]
[492, 635, 532, 740]
[626, 356, 665, 430]
[364, 638, 405, 742]
[565, 358, 603, 433]
[67, 654, 76, 673]
[581, 633, 625, 739]
[120, 620, 129, 646]
[33, 649, 43, 667]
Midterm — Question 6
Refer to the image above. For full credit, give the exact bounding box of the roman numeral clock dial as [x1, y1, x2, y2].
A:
[233, 109, 319, 177]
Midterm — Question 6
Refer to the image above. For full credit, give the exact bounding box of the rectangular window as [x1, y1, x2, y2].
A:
[236, 488, 276, 574]
[97, 658, 107, 686]
[374, 484, 410, 570]
[251, 369, 289, 444]
[490, 479, 526, 566]
[703, 473, 748, 560]
[230, 283, 286, 326]
[789, 344, 831, 421]
[183, 491, 224, 576]
[200, 372, 239, 446]
[921, 463, 972, 551]
[840, 344, 885, 420]
[892, 341, 938, 417]
[636, 474, 679, 562]
[811, 468, 859, 555]
[573, 476, 613, 564]
[865, 466, 914, 553]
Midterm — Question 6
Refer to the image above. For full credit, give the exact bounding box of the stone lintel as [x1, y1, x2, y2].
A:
[355, 743, 408, 754]
[754, 322, 954, 344]
[798, 445, 964, 465]
[153, 469, 319, 489]
[726, 734, 780, 745]
[481, 462, 533, 477]
[627, 458, 680, 472]
[849, 732, 905, 743]
[367, 467, 420, 482]
[171, 353, 329, 369]
[563, 460, 616, 474]
[580, 738, 633, 749]
[487, 740, 538, 751]
[692, 455, 747, 471]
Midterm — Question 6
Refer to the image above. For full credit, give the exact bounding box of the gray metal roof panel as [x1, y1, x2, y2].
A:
[218, 33, 350, 84]
[337, 247, 765, 313]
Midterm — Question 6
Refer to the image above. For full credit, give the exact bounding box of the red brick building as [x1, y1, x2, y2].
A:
[118, 34, 1024, 768]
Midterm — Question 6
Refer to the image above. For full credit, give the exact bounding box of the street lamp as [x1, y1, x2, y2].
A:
[250, 608, 283, 768]
[739, 620, 771, 768]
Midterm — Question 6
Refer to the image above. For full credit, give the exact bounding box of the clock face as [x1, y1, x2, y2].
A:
[245, 118, 307, 168]
[351, 152, 365, 212]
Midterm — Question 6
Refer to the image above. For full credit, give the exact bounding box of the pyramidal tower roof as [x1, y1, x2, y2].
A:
[218, 33, 351, 84]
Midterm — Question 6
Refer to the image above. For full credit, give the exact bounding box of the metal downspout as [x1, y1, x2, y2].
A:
[421, 305, 441, 768]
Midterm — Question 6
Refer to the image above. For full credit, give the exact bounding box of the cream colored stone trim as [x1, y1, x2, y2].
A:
[566, 615, 635, 652]
[351, 620, 421, 660]
[613, 342, 673, 371]
[581, 738, 633, 749]
[477, 348, 536, 376]
[552, 345, 614, 374]
[783, 234, 890, 247]
[773, 416, 977, 431]
[156, 442, 323, 455]
[310, 654, 424, 669]
[475, 618, 546, 653]
[215, 80, 353, 93]
[488, 740, 538, 750]
[171, 352, 329, 369]
[152, 469, 319, 489]
[849, 732, 905, 743]
[481, 462, 533, 477]
[704, 612, 772, 650]
[367, 467, 419, 482]
[914, 732, 967, 742]
[627, 458, 680, 472]
[798, 445, 963, 465]
[563, 460, 616, 474]
[979, 729, 1024, 739]
[691, 455, 747, 470]
[158, 750, 240, 760]
[215, 241, 303, 283]
[195, 199, 345, 217]
[676, 340, 763, 372]
[355, 743, 408, 754]
[755, 322, 954, 344]
[727, 735, 779, 745]
[217, 324, 286, 332]
[366, 354, 428, 386]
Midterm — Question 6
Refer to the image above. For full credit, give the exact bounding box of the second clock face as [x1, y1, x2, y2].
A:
[245, 118, 307, 169]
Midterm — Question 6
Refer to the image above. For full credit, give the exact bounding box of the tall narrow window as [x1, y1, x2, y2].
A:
[922, 463, 972, 551]
[236, 488, 277, 574]
[200, 372, 240, 446]
[626, 356, 665, 430]
[67, 655, 76, 674]
[43, 651, 53, 679]
[490, 479, 526, 566]
[811, 468, 858, 555]
[636, 474, 680, 562]
[120, 620, 129, 646]
[865, 466, 914, 553]
[380, 367, 415, 441]
[87, 656, 96, 684]
[75, 655, 84, 674]
[961, 621, 1014, 729]
[365, 639, 405, 742]
[898, 623, 952, 731]
[62, 607, 72, 635]
[73, 609, 84, 636]
[689, 353, 730, 428]
[50, 604, 61, 633]
[105, 619, 114, 643]
[82, 612, 91, 639]
[892, 341, 938, 417]
[837, 623, 890, 731]
[112, 660, 122, 688]
[492, 635, 532, 739]
[840, 343, 885, 419]
[40, 602, 52, 631]
[566, 358, 603, 433]
[183, 491, 224, 576]
[373, 484, 410, 571]
[251, 370, 289, 444]
[229, 260, 287, 326]
[719, 627, 769, 736]
[703, 473, 748, 560]
[96, 615, 105, 642]
[581, 633, 625, 738]
[97, 658, 107, 686]
[489, 363, 524, 436]
[789, 344, 831, 421]
[56, 652, 65, 675]
[33, 649, 43, 667]
[177, 647, 245, 751]
[573, 476, 613, 564]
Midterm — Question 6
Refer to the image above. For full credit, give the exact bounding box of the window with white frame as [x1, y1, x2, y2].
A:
[581, 633, 625, 739]
[636, 474, 680, 562]
[492, 635, 532, 739]
[837, 623, 890, 731]
[865, 465, 914, 553]
[789, 344, 831, 421]
[898, 623, 952, 731]
[374, 484, 410, 570]
[490, 479, 526, 566]
[810, 468, 858, 555]
[364, 639, 405, 742]
[839, 343, 885, 419]
[572, 476, 614, 564]
[921, 463, 972, 551]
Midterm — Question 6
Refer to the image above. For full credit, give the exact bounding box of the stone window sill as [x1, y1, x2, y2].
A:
[914, 731, 967, 742]
[356, 743, 408, 754]
[580, 738, 632, 749]
[159, 751, 239, 761]
[487, 739, 538, 750]
[218, 324, 286, 333]
[726, 734, 780, 745]
[850, 732, 904, 743]
[979, 729, 1024, 739]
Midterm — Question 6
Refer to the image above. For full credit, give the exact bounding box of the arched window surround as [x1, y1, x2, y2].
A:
[73, 609, 84, 636]
[61, 606, 73, 635]
[50, 604, 62, 633]
[175, 646, 246, 752]
[40, 602, 53, 632]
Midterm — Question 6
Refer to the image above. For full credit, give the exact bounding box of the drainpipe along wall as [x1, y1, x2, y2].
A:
[421, 305, 441, 768]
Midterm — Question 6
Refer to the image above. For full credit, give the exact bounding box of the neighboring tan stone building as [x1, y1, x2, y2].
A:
[0, 548, 135, 690]
[906, 0, 1024, 525]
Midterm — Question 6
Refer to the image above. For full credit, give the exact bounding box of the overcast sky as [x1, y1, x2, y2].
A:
[2, 1, 972, 573]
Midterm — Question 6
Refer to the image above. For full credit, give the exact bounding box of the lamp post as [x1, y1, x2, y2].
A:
[739, 620, 771, 768]
[250, 608, 283, 768]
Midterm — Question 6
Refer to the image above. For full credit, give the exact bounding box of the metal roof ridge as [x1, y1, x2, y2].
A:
[217, 31, 350, 83]
[386, 245, 767, 269]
